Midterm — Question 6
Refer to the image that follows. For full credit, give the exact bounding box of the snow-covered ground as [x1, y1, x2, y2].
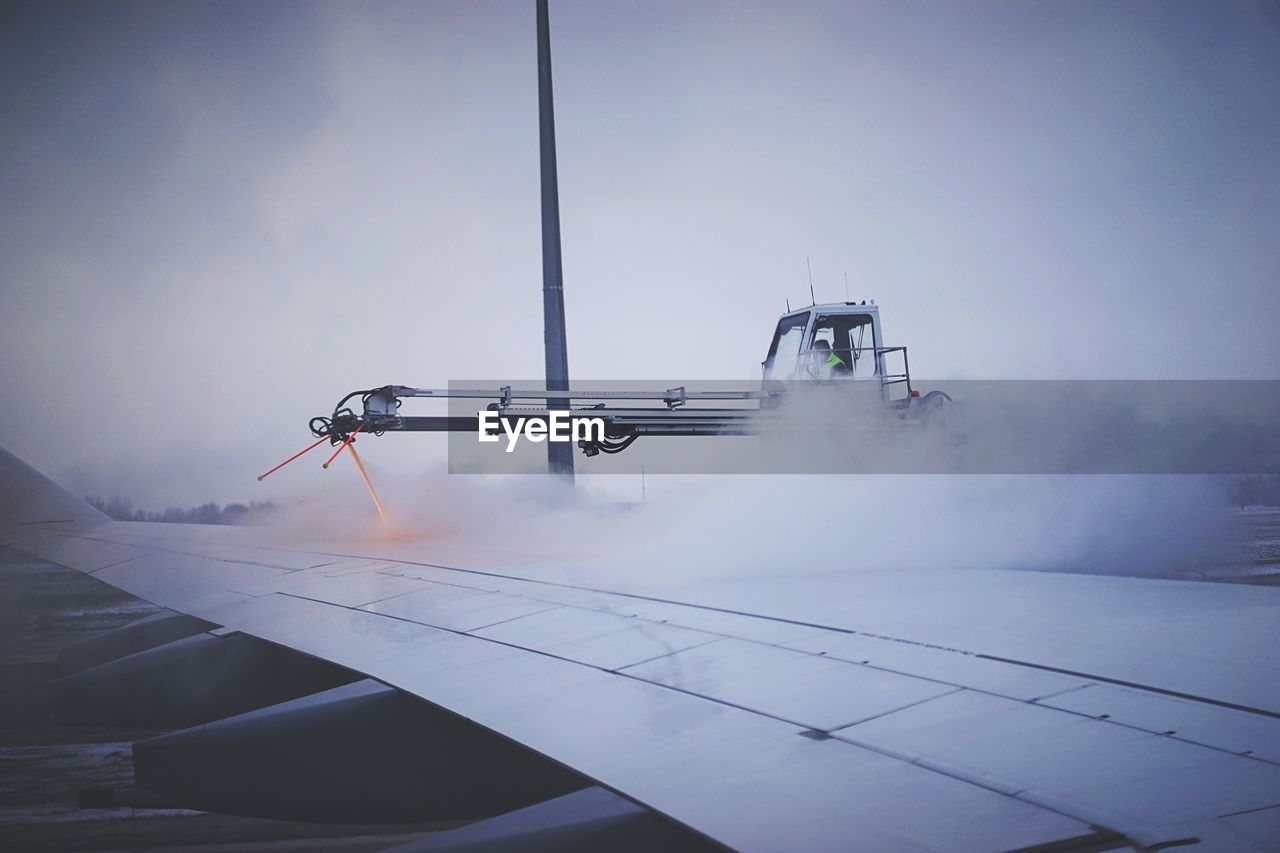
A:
[1188, 506, 1280, 583]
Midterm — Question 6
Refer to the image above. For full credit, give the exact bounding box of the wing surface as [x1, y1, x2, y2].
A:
[4, 449, 1279, 850]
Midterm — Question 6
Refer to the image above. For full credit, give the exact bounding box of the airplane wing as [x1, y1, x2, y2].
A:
[4, 445, 1280, 851]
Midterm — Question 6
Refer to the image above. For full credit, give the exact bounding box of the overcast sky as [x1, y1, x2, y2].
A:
[1, 0, 1277, 507]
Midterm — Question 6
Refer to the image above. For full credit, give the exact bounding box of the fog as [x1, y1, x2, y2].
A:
[251, 456, 1230, 584]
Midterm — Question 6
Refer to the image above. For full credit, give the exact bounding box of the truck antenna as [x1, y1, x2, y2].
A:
[807, 257, 815, 306]
[844, 271, 850, 302]
[786, 298, 791, 312]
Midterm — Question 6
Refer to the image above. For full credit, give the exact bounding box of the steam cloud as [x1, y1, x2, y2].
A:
[257, 463, 1233, 586]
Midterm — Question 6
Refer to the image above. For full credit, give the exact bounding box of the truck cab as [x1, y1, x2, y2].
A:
[762, 302, 909, 390]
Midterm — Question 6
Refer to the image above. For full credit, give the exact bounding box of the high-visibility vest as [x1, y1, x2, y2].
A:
[818, 351, 846, 378]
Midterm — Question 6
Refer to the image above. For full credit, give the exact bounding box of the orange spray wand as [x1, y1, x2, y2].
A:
[257, 435, 330, 482]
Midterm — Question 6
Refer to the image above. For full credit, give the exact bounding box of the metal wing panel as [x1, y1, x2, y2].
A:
[197, 591, 1098, 852]
[611, 601, 825, 645]
[258, 567, 434, 608]
[674, 568, 1280, 715]
[782, 630, 1094, 701]
[620, 637, 960, 732]
[92, 550, 287, 612]
[107, 538, 338, 571]
[470, 606, 722, 671]
[836, 689, 1280, 843]
[365, 584, 558, 633]
[386, 562, 517, 592]
[19, 534, 149, 573]
[1218, 805, 1280, 849]
[1041, 683, 1280, 764]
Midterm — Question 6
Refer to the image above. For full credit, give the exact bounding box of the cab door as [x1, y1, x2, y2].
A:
[809, 313, 878, 380]
[762, 312, 811, 379]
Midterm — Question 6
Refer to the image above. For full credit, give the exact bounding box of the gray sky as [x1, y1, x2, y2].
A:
[1, 0, 1278, 507]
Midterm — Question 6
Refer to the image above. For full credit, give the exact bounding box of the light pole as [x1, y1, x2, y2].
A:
[536, 0, 574, 481]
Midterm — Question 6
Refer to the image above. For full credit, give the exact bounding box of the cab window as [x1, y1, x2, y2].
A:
[764, 313, 809, 379]
[809, 314, 876, 378]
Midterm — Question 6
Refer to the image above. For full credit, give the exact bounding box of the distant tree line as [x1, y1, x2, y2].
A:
[1229, 476, 1280, 510]
[85, 495, 276, 525]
